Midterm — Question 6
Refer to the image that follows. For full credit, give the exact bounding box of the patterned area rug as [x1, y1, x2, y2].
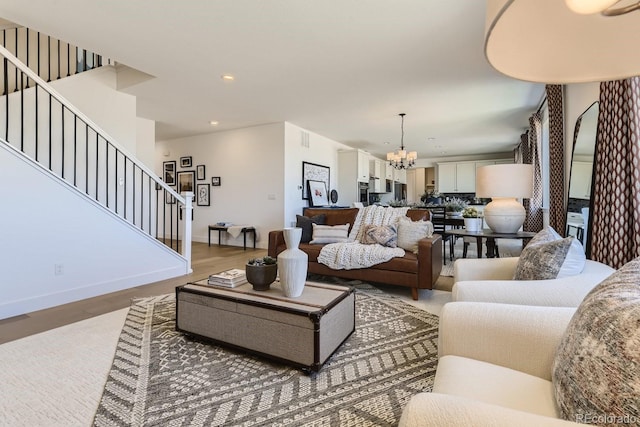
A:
[93, 284, 438, 426]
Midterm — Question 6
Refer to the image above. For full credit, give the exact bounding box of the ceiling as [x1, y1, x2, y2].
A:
[0, 0, 544, 161]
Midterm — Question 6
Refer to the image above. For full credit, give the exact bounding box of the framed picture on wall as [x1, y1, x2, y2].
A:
[196, 165, 206, 180]
[302, 161, 329, 200]
[211, 176, 221, 186]
[180, 156, 192, 168]
[163, 161, 176, 185]
[197, 183, 210, 206]
[308, 180, 329, 207]
[177, 170, 195, 194]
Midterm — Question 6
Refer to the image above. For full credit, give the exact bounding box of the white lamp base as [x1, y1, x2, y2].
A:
[483, 198, 526, 233]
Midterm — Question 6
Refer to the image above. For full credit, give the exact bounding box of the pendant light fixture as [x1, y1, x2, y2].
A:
[386, 113, 417, 170]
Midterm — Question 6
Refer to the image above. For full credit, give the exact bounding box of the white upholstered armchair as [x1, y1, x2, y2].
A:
[451, 257, 614, 307]
[400, 302, 580, 426]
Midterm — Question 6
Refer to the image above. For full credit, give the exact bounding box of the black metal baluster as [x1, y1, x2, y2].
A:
[37, 32, 40, 78]
[35, 85, 38, 161]
[169, 197, 173, 249]
[105, 141, 109, 209]
[115, 149, 119, 215]
[85, 124, 89, 194]
[75, 46, 79, 74]
[83, 49, 87, 72]
[124, 157, 127, 220]
[66, 42, 70, 77]
[20, 72, 23, 150]
[57, 39, 61, 80]
[95, 131, 99, 201]
[61, 105, 65, 179]
[47, 35, 51, 82]
[13, 28, 17, 91]
[132, 164, 136, 225]
[25, 29, 29, 88]
[73, 115, 77, 186]
[140, 170, 144, 229]
[4, 58, 8, 139]
[48, 93, 52, 169]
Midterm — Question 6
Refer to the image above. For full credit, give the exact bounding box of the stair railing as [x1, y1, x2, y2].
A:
[0, 44, 192, 271]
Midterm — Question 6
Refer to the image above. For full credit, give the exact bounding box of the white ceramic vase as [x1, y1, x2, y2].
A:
[464, 217, 483, 232]
[278, 227, 308, 298]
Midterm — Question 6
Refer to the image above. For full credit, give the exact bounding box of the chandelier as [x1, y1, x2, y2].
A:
[386, 113, 417, 170]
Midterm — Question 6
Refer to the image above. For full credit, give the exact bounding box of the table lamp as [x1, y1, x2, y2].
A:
[476, 164, 533, 233]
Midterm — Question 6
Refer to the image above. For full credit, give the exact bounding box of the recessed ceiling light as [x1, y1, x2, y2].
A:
[221, 74, 235, 81]
[383, 141, 390, 145]
[428, 137, 436, 141]
[209, 121, 219, 126]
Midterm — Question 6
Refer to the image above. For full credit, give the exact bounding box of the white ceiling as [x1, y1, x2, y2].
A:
[0, 0, 544, 161]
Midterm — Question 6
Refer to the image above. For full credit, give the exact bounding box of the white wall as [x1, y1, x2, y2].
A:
[51, 65, 139, 157]
[156, 123, 286, 248]
[283, 122, 352, 227]
[0, 144, 188, 320]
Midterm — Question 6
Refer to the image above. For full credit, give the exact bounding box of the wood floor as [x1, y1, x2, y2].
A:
[0, 242, 268, 345]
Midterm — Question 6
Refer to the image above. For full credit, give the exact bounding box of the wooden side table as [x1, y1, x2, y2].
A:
[208, 225, 256, 250]
[446, 229, 536, 258]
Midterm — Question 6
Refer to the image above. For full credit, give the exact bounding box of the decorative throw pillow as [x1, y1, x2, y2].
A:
[552, 257, 640, 423]
[513, 227, 586, 280]
[310, 223, 350, 244]
[396, 217, 434, 253]
[512, 237, 573, 280]
[296, 214, 326, 243]
[360, 224, 398, 248]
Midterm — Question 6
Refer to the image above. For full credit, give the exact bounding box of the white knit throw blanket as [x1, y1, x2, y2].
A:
[317, 205, 408, 270]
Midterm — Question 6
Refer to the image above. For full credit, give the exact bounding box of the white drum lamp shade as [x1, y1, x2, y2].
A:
[476, 164, 533, 233]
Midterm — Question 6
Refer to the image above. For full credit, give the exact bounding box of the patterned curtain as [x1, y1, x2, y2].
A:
[546, 85, 566, 234]
[523, 112, 544, 232]
[590, 78, 640, 268]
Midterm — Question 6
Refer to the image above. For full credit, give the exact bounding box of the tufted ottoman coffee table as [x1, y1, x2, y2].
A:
[175, 280, 355, 372]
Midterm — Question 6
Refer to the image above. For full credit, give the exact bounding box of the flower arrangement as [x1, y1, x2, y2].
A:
[388, 199, 408, 207]
[462, 206, 481, 218]
[443, 197, 468, 213]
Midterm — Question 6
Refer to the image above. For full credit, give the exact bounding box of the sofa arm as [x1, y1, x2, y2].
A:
[267, 230, 286, 258]
[399, 393, 579, 427]
[417, 234, 442, 289]
[438, 302, 575, 380]
[453, 257, 519, 282]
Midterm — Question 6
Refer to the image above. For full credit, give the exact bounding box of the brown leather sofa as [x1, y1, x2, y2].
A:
[268, 207, 443, 300]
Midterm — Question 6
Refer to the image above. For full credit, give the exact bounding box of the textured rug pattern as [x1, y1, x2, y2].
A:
[93, 285, 438, 426]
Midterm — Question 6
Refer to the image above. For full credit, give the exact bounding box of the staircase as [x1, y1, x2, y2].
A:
[0, 30, 192, 269]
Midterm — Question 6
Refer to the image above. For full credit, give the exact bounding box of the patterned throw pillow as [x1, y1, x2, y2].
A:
[513, 227, 586, 280]
[552, 257, 640, 424]
[512, 237, 573, 280]
[310, 223, 350, 244]
[396, 217, 434, 254]
[296, 214, 326, 243]
[360, 224, 398, 248]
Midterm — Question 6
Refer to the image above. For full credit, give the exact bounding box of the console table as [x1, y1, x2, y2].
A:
[446, 229, 536, 258]
[208, 225, 256, 250]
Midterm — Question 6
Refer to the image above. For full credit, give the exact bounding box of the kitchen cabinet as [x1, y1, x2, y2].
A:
[370, 159, 383, 179]
[394, 168, 407, 184]
[406, 168, 426, 203]
[338, 149, 371, 205]
[385, 162, 394, 180]
[569, 161, 593, 200]
[438, 162, 475, 193]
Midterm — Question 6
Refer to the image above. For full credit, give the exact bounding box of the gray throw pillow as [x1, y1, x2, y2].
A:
[512, 237, 573, 280]
[552, 257, 640, 423]
[296, 214, 326, 243]
[360, 224, 398, 248]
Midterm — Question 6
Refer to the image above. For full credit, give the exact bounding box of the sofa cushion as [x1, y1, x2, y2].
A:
[552, 257, 640, 423]
[296, 214, 326, 243]
[302, 208, 359, 233]
[397, 217, 434, 253]
[513, 227, 585, 280]
[435, 355, 558, 418]
[360, 224, 398, 248]
[310, 223, 350, 244]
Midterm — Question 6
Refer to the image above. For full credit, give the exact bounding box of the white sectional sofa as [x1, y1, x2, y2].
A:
[452, 257, 615, 307]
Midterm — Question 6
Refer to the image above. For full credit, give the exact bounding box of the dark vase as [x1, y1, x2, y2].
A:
[245, 263, 278, 291]
[426, 197, 442, 205]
